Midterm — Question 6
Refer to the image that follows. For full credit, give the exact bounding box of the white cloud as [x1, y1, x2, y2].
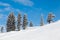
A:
[13, 0, 34, 6]
[0, 7, 14, 12]
[0, 2, 10, 7]
[0, 6, 22, 14]
[0, 2, 23, 14]
[0, 2, 12, 12]
[4, 7, 21, 12]
[4, 7, 14, 11]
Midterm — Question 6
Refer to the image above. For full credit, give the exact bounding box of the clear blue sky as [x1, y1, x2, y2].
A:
[0, 0, 60, 26]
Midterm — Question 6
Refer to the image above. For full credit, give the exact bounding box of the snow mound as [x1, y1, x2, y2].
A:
[0, 20, 60, 40]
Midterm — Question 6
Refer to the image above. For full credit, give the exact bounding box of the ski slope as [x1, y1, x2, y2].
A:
[0, 20, 60, 40]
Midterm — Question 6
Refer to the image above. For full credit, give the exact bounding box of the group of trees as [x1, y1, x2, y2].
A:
[0, 12, 55, 32]
[6, 12, 29, 32]
[40, 12, 55, 26]
[47, 12, 55, 23]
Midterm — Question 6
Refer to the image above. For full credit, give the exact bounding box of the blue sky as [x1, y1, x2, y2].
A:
[0, 0, 60, 26]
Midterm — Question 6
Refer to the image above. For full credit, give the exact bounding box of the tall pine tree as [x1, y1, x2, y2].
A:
[47, 12, 55, 23]
[17, 13, 22, 31]
[22, 14, 28, 30]
[40, 14, 44, 26]
[7, 12, 16, 32]
[1, 27, 4, 33]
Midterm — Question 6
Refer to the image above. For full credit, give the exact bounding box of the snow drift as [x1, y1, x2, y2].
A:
[0, 20, 60, 40]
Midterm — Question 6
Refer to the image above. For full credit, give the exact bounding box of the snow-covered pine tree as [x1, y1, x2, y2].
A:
[6, 12, 16, 32]
[17, 13, 22, 31]
[29, 21, 33, 27]
[22, 14, 28, 30]
[47, 12, 55, 23]
[40, 14, 44, 26]
[1, 27, 4, 33]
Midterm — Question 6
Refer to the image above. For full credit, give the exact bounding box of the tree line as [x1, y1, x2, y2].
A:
[0, 12, 55, 32]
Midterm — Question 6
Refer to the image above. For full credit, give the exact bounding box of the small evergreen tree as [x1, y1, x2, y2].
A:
[47, 12, 55, 23]
[17, 13, 22, 31]
[29, 21, 33, 27]
[1, 27, 4, 33]
[22, 14, 28, 30]
[40, 14, 44, 26]
[7, 12, 16, 32]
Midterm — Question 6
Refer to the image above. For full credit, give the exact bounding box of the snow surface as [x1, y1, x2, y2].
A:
[0, 20, 60, 40]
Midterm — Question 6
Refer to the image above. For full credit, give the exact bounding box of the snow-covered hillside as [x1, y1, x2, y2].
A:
[0, 20, 60, 40]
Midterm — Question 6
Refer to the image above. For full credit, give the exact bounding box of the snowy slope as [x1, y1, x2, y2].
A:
[0, 20, 60, 40]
